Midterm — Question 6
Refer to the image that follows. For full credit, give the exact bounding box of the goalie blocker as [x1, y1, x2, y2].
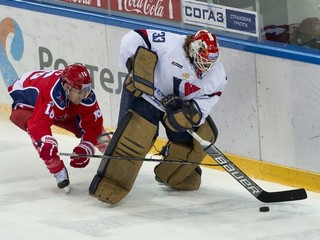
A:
[124, 46, 158, 97]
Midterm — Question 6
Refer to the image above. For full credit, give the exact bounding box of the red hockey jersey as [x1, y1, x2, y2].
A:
[8, 70, 103, 145]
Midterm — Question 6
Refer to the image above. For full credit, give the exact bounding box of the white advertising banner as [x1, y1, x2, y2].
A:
[183, 0, 258, 37]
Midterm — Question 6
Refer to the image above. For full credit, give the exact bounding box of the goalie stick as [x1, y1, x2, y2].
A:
[59, 152, 222, 167]
[187, 129, 308, 203]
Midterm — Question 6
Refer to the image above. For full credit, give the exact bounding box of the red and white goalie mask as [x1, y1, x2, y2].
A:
[189, 30, 220, 78]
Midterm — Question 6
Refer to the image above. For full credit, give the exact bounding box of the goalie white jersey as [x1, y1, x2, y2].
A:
[119, 29, 227, 125]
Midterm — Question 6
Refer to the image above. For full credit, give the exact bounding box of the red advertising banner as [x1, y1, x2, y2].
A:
[58, 0, 108, 9]
[110, 0, 181, 21]
[58, 0, 181, 22]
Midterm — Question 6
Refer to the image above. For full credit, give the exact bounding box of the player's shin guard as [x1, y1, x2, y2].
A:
[154, 117, 217, 190]
[89, 110, 157, 204]
[45, 156, 65, 174]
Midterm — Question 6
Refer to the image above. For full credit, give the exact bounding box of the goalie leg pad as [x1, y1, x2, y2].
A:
[89, 110, 157, 204]
[154, 141, 205, 188]
[196, 116, 218, 145]
[170, 166, 202, 190]
[154, 117, 217, 190]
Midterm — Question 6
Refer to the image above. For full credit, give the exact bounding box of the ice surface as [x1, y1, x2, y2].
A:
[0, 121, 319, 240]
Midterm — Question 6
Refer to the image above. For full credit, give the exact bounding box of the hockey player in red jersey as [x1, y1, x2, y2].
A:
[8, 64, 106, 193]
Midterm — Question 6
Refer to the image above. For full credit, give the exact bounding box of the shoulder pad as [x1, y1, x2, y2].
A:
[51, 80, 67, 109]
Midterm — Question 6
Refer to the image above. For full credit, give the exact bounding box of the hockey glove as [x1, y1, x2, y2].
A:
[70, 141, 95, 168]
[162, 96, 202, 132]
[38, 135, 59, 161]
[161, 94, 183, 112]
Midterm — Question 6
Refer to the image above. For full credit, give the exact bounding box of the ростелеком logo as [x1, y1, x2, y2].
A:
[0, 17, 24, 87]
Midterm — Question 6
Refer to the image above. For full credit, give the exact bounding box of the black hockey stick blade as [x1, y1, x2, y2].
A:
[187, 130, 308, 203]
[257, 188, 307, 203]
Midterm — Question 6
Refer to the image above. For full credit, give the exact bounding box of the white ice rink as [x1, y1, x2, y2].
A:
[0, 120, 319, 240]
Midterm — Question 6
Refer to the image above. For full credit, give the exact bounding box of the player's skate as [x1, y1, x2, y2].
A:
[54, 167, 71, 193]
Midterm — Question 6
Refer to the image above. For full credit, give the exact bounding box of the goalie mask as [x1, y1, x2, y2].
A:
[189, 30, 220, 78]
[61, 63, 92, 99]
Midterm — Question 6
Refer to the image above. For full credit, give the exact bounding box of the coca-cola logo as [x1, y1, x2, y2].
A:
[119, 0, 165, 17]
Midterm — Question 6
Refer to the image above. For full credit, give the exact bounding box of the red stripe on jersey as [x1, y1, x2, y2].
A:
[205, 91, 222, 97]
[184, 82, 200, 96]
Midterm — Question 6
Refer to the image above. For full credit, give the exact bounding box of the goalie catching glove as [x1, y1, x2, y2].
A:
[161, 94, 202, 132]
[70, 141, 95, 168]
